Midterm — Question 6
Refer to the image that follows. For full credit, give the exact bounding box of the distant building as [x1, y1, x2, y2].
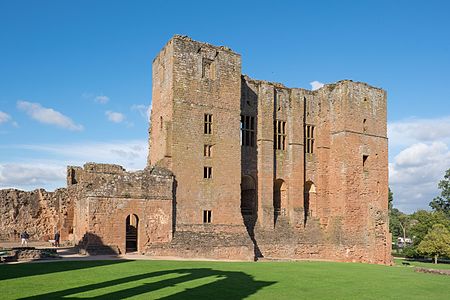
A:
[397, 237, 413, 248]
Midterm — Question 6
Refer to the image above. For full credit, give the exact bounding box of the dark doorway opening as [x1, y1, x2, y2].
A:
[304, 181, 315, 226]
[273, 179, 286, 226]
[241, 175, 256, 216]
[126, 214, 139, 253]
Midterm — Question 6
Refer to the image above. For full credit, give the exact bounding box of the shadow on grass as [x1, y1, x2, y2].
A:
[0, 260, 128, 281]
[18, 268, 276, 299]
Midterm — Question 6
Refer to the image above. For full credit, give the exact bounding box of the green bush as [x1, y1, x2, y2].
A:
[402, 246, 421, 258]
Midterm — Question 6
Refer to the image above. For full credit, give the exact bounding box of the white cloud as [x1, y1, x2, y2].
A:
[131, 104, 151, 120]
[95, 95, 110, 104]
[389, 142, 450, 213]
[14, 140, 147, 166]
[82, 92, 94, 99]
[105, 111, 125, 123]
[310, 81, 324, 91]
[388, 116, 450, 212]
[0, 163, 65, 191]
[0, 140, 148, 191]
[17, 100, 83, 131]
[388, 116, 450, 148]
[0, 111, 11, 124]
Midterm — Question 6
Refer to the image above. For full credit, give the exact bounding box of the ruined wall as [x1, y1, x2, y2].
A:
[146, 36, 391, 264]
[0, 35, 390, 264]
[148, 38, 175, 169]
[0, 188, 72, 241]
[69, 163, 174, 254]
[237, 80, 391, 264]
[150, 35, 243, 228]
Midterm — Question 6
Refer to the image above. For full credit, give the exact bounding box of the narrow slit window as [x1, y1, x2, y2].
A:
[363, 155, 369, 169]
[204, 114, 212, 134]
[363, 119, 367, 133]
[274, 120, 287, 150]
[305, 125, 315, 154]
[204, 166, 212, 179]
[204, 145, 212, 157]
[203, 210, 212, 223]
[241, 115, 255, 147]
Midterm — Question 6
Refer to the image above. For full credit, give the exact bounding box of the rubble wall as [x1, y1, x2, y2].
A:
[0, 188, 72, 241]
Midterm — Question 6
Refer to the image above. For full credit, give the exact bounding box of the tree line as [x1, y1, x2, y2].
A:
[389, 168, 450, 263]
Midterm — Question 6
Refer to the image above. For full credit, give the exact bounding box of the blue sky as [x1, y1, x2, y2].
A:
[0, 0, 449, 213]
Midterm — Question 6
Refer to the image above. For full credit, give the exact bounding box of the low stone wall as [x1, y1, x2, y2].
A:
[414, 267, 450, 276]
[0, 247, 59, 262]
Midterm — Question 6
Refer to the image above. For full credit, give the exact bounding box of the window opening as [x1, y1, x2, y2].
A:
[203, 210, 212, 223]
[241, 115, 255, 147]
[305, 125, 315, 153]
[204, 114, 212, 134]
[274, 120, 286, 150]
[204, 145, 212, 157]
[363, 155, 369, 169]
[202, 59, 215, 79]
[204, 166, 212, 179]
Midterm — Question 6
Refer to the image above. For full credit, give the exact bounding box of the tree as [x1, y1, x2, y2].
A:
[409, 210, 450, 246]
[388, 187, 394, 210]
[417, 224, 450, 264]
[388, 188, 410, 242]
[390, 208, 409, 240]
[429, 168, 450, 218]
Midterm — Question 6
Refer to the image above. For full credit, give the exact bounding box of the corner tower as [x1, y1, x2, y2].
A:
[149, 35, 242, 229]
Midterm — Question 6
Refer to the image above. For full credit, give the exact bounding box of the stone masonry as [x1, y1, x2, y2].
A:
[0, 35, 391, 264]
[147, 36, 391, 264]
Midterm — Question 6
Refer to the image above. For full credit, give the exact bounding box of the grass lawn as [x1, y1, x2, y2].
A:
[393, 258, 450, 270]
[1, 259, 449, 299]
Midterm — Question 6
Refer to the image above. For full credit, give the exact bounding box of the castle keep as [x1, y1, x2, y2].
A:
[0, 36, 391, 264]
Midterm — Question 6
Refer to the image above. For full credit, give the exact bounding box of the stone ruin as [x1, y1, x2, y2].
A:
[0, 35, 392, 264]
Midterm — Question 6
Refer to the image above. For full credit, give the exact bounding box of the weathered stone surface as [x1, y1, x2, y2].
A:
[0, 35, 391, 264]
[69, 164, 174, 254]
[0, 247, 59, 262]
[0, 188, 71, 241]
[414, 267, 450, 276]
[148, 35, 391, 264]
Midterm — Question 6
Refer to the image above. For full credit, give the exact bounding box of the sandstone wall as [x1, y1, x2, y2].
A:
[0, 188, 72, 241]
[68, 163, 174, 254]
[150, 35, 243, 228]
[146, 35, 391, 264]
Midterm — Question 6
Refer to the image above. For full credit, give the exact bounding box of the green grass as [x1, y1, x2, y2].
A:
[1, 259, 449, 299]
[394, 258, 450, 269]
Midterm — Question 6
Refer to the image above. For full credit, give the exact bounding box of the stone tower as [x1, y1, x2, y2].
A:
[148, 35, 391, 264]
[149, 35, 243, 229]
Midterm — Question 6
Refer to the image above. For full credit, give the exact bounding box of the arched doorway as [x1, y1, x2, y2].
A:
[125, 214, 139, 253]
[241, 175, 262, 259]
[304, 181, 316, 225]
[273, 179, 287, 226]
[241, 175, 256, 216]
